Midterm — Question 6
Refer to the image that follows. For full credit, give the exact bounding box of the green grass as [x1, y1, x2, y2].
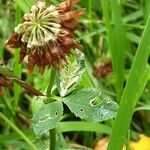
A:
[13, 6, 22, 110]
[108, 11, 150, 150]
[101, 0, 128, 101]
[0, 0, 150, 149]
[0, 112, 37, 150]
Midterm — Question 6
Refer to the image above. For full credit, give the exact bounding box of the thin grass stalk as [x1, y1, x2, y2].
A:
[85, 0, 94, 141]
[110, 0, 129, 100]
[88, 0, 92, 31]
[108, 13, 150, 150]
[13, 6, 22, 109]
[101, 0, 127, 101]
[24, 0, 35, 8]
[126, 130, 131, 150]
[143, 0, 150, 23]
[13, 0, 29, 12]
[0, 113, 37, 150]
[0, 44, 4, 59]
[46, 68, 56, 150]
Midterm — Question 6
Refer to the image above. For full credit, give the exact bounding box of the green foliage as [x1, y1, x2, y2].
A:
[63, 88, 118, 122]
[13, 0, 35, 12]
[108, 10, 150, 150]
[32, 100, 63, 135]
[0, 0, 150, 149]
[32, 54, 118, 136]
[57, 121, 111, 134]
[56, 52, 85, 97]
[31, 96, 46, 114]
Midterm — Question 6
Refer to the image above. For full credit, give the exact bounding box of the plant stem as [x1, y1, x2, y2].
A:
[46, 68, 56, 150]
[0, 112, 37, 150]
[0, 43, 4, 59]
[126, 130, 131, 150]
[50, 128, 56, 150]
[46, 68, 56, 97]
[14, 6, 22, 110]
[1, 97, 15, 117]
[88, 0, 92, 32]
[0, 66, 44, 96]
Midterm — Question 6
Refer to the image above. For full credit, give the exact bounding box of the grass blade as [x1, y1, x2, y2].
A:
[56, 121, 111, 134]
[143, 0, 150, 23]
[13, 6, 22, 110]
[13, 0, 35, 12]
[101, 0, 128, 100]
[13, 0, 29, 12]
[0, 44, 4, 59]
[110, 0, 129, 99]
[0, 113, 37, 150]
[108, 13, 150, 150]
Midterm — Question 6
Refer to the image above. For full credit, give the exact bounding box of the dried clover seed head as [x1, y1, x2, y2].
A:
[6, 0, 85, 74]
[93, 58, 112, 79]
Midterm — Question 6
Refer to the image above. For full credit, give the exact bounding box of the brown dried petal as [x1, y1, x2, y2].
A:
[59, 0, 80, 12]
[73, 42, 84, 50]
[51, 46, 63, 61]
[45, 49, 52, 65]
[59, 35, 74, 47]
[59, 35, 83, 51]
[61, 9, 85, 31]
[28, 54, 37, 74]
[67, 0, 80, 5]
[61, 9, 85, 21]
[19, 44, 27, 63]
[6, 34, 22, 48]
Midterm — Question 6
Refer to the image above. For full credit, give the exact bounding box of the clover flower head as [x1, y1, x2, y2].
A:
[6, 0, 85, 74]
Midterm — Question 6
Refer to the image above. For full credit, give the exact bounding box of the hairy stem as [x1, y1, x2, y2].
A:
[0, 66, 44, 96]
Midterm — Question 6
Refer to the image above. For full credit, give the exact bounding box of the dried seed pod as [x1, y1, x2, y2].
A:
[93, 58, 112, 79]
[6, 0, 85, 74]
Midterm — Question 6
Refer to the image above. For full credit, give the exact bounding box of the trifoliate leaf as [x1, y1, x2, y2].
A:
[56, 52, 85, 97]
[80, 70, 94, 88]
[31, 96, 46, 114]
[63, 88, 118, 122]
[32, 100, 63, 135]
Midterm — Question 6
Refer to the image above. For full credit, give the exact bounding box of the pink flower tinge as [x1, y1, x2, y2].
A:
[6, 0, 85, 74]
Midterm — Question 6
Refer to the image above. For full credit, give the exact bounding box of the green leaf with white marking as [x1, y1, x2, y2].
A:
[56, 52, 85, 97]
[63, 88, 118, 122]
[31, 96, 46, 114]
[32, 100, 63, 135]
